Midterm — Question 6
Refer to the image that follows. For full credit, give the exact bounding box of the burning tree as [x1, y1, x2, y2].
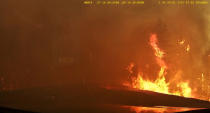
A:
[125, 34, 192, 97]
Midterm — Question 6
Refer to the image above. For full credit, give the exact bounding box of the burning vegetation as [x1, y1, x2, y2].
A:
[124, 34, 192, 97]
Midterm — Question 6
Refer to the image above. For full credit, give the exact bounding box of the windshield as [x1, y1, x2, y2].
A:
[0, 0, 209, 113]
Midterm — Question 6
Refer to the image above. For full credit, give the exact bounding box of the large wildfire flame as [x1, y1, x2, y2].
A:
[125, 34, 192, 97]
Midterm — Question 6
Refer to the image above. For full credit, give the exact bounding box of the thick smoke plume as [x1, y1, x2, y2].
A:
[0, 0, 209, 98]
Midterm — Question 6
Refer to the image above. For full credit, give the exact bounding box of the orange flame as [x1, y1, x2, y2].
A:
[126, 34, 192, 97]
[186, 44, 190, 52]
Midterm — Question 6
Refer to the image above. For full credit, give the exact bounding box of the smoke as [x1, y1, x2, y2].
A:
[0, 0, 209, 92]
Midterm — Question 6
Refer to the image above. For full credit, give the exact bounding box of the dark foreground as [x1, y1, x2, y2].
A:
[0, 85, 209, 113]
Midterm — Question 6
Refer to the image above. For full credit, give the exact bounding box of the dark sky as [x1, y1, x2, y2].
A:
[0, 0, 209, 94]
